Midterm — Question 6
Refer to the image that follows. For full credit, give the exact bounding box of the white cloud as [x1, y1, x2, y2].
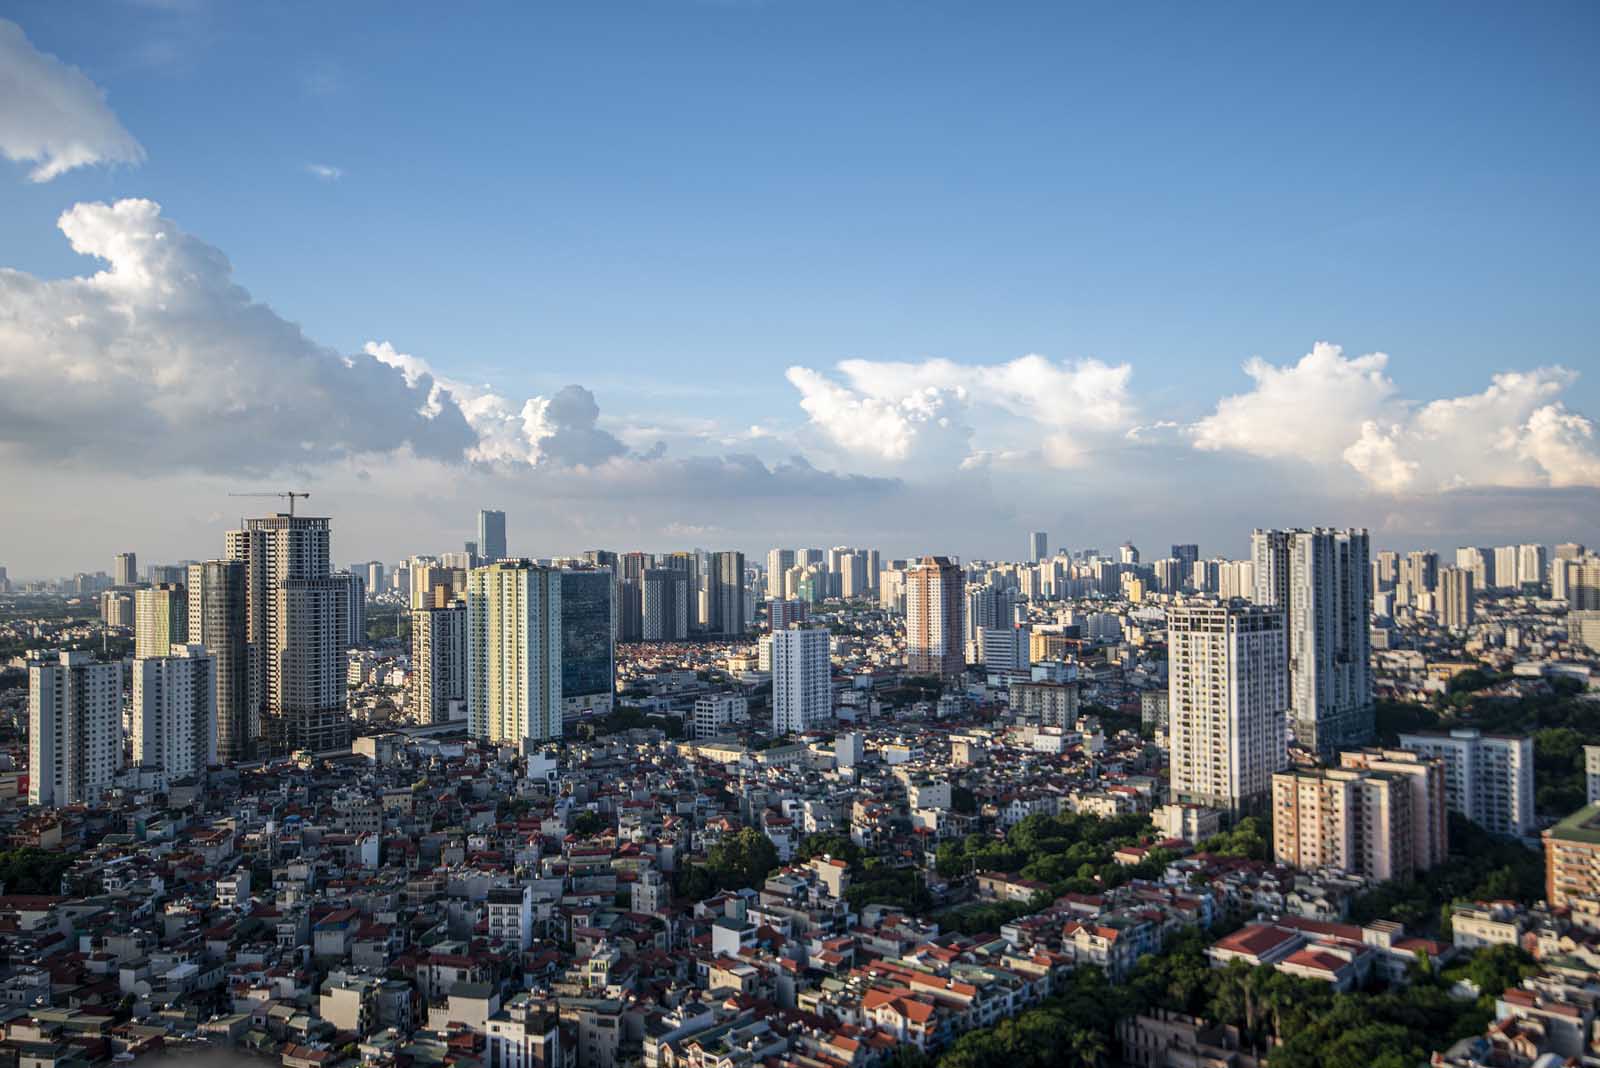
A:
[786, 354, 1135, 469]
[0, 18, 146, 182]
[0, 199, 476, 470]
[1192, 342, 1600, 493]
[304, 162, 343, 181]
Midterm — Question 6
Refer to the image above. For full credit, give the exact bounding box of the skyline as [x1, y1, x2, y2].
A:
[3, 3, 1599, 576]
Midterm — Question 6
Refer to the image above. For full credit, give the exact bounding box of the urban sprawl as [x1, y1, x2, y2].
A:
[2, 516, 1600, 1068]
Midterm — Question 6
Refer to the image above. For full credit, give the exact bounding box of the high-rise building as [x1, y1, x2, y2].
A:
[1452, 547, 1490, 591]
[1271, 763, 1446, 882]
[1166, 602, 1289, 815]
[412, 593, 467, 724]
[336, 570, 366, 647]
[1587, 745, 1600, 805]
[478, 509, 508, 562]
[641, 568, 689, 641]
[706, 551, 746, 637]
[560, 568, 615, 723]
[135, 583, 188, 659]
[772, 627, 832, 734]
[839, 552, 870, 600]
[1337, 748, 1450, 869]
[979, 623, 1031, 673]
[769, 599, 808, 631]
[1404, 550, 1441, 593]
[866, 549, 882, 593]
[1493, 546, 1520, 590]
[1517, 543, 1548, 590]
[226, 513, 347, 757]
[1543, 804, 1600, 910]
[1029, 532, 1049, 562]
[29, 651, 121, 807]
[187, 560, 251, 762]
[907, 556, 965, 678]
[1437, 566, 1474, 631]
[617, 552, 648, 640]
[965, 582, 1017, 648]
[1554, 554, 1600, 608]
[1252, 527, 1373, 757]
[101, 590, 134, 627]
[114, 551, 138, 587]
[1171, 543, 1200, 577]
[767, 549, 796, 600]
[1397, 728, 1535, 837]
[132, 644, 216, 781]
[1119, 542, 1140, 565]
[1373, 550, 1399, 591]
[467, 560, 563, 746]
[364, 560, 385, 594]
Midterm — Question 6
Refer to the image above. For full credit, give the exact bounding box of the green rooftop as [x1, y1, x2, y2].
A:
[1546, 803, 1600, 845]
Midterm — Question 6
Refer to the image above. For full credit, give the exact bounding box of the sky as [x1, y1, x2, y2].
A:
[1, 1, 1597, 579]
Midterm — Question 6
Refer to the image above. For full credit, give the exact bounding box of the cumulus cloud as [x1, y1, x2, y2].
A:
[0, 18, 146, 182]
[786, 354, 1135, 469]
[364, 343, 628, 467]
[1192, 342, 1600, 493]
[0, 199, 476, 471]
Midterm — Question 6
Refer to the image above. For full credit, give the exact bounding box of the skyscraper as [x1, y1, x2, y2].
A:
[642, 568, 690, 640]
[187, 559, 251, 762]
[767, 549, 796, 600]
[135, 583, 188, 659]
[412, 592, 467, 724]
[1252, 527, 1373, 757]
[114, 551, 138, 587]
[906, 556, 965, 679]
[131, 644, 217, 780]
[1438, 566, 1474, 631]
[1167, 602, 1289, 814]
[467, 560, 563, 746]
[772, 626, 832, 734]
[707, 551, 746, 637]
[1452, 547, 1489, 591]
[29, 651, 121, 807]
[335, 570, 366, 647]
[560, 567, 615, 723]
[1029, 532, 1049, 562]
[1518, 543, 1548, 590]
[478, 509, 508, 562]
[226, 513, 347, 757]
[618, 552, 648, 640]
[1171, 544, 1200, 575]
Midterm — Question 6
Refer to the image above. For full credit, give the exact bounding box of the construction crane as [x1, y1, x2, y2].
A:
[229, 490, 311, 516]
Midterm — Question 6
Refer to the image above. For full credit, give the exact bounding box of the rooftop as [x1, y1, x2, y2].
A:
[1544, 803, 1600, 845]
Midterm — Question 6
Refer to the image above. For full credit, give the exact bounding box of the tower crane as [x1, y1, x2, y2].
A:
[228, 490, 311, 516]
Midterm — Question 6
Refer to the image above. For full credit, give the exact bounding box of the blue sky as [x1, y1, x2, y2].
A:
[1, 2, 1597, 574]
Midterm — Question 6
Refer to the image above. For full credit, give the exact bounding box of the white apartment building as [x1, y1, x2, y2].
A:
[772, 627, 832, 735]
[467, 560, 563, 747]
[131, 644, 217, 781]
[693, 693, 749, 739]
[29, 651, 122, 807]
[1398, 727, 1535, 836]
[1167, 602, 1289, 814]
[412, 600, 467, 724]
[1584, 745, 1600, 805]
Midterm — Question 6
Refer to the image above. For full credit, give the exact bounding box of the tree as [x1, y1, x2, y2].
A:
[571, 810, 609, 837]
[707, 827, 780, 889]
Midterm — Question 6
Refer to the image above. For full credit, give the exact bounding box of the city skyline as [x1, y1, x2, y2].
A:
[2, 6, 1599, 575]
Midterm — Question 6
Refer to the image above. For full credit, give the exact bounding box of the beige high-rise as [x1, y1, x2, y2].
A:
[906, 556, 964, 678]
[135, 583, 188, 659]
[467, 560, 563, 746]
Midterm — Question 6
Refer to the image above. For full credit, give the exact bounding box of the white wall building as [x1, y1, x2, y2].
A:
[1167, 602, 1289, 814]
[131, 644, 217, 781]
[693, 693, 749, 739]
[29, 651, 122, 807]
[772, 627, 832, 735]
[1397, 728, 1536, 837]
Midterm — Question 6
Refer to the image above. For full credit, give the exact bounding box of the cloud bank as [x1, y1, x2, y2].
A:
[0, 18, 146, 182]
[786, 354, 1136, 470]
[1192, 342, 1600, 493]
